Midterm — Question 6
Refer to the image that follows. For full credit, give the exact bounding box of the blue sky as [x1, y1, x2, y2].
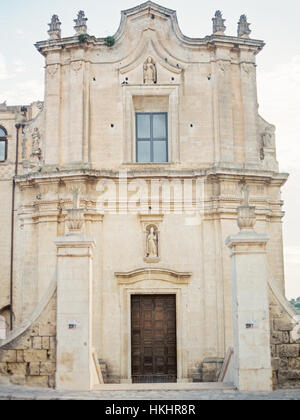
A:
[0, 0, 299, 298]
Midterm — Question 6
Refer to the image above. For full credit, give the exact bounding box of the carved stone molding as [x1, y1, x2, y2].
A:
[115, 268, 191, 285]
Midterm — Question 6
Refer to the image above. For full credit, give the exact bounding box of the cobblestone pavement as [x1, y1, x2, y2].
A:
[0, 384, 300, 400]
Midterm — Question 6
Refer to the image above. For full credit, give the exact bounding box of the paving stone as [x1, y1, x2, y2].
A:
[0, 384, 299, 400]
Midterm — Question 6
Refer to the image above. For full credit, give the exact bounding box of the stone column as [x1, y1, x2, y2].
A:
[226, 198, 273, 392]
[54, 208, 95, 391]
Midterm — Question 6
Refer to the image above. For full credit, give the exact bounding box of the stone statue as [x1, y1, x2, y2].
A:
[48, 15, 61, 40]
[238, 15, 251, 38]
[32, 128, 41, 153]
[147, 227, 158, 258]
[212, 11, 226, 34]
[262, 126, 275, 149]
[144, 57, 157, 84]
[74, 10, 88, 34]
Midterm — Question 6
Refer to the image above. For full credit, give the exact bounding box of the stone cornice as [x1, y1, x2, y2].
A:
[15, 166, 289, 186]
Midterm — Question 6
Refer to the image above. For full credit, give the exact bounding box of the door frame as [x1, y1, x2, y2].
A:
[118, 285, 189, 383]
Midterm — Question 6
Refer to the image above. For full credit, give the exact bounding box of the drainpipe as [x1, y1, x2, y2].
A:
[10, 122, 23, 330]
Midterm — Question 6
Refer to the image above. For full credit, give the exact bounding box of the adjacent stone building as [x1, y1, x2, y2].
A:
[0, 2, 299, 391]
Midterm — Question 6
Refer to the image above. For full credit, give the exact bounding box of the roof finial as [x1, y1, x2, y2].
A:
[238, 15, 251, 38]
[48, 15, 61, 40]
[212, 10, 226, 35]
[74, 10, 88, 35]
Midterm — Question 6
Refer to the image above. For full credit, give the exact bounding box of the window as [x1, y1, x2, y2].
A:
[0, 127, 7, 162]
[136, 113, 168, 163]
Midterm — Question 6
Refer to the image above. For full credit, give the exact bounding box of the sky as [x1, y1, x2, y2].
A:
[0, 0, 299, 298]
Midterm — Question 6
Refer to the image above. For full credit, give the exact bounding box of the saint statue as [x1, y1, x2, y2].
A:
[262, 127, 275, 149]
[32, 128, 41, 153]
[144, 57, 157, 84]
[147, 227, 158, 258]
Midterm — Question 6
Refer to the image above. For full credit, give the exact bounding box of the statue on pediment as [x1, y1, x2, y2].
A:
[238, 15, 251, 38]
[74, 10, 88, 34]
[212, 11, 226, 34]
[48, 15, 61, 40]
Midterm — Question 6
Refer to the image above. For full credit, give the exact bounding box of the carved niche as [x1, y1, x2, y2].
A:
[139, 214, 163, 263]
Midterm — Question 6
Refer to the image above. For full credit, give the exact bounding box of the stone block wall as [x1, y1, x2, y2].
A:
[190, 358, 224, 383]
[0, 293, 56, 388]
[270, 297, 300, 389]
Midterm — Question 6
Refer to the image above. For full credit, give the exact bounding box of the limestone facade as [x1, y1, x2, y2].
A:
[0, 2, 299, 390]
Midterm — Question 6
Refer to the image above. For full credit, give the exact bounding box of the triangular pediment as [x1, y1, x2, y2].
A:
[121, 1, 177, 20]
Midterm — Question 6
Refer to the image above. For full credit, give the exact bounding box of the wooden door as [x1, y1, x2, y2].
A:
[131, 295, 177, 383]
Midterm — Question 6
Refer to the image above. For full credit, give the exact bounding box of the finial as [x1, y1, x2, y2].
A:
[212, 10, 226, 35]
[74, 10, 88, 35]
[48, 15, 61, 40]
[238, 15, 251, 38]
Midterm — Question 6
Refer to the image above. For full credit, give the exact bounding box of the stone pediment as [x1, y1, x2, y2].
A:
[115, 268, 191, 285]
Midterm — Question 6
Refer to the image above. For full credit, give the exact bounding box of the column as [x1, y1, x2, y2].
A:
[226, 203, 273, 392]
[54, 208, 95, 391]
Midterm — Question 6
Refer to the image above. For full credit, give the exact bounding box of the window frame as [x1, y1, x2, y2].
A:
[0, 126, 7, 163]
[136, 112, 169, 163]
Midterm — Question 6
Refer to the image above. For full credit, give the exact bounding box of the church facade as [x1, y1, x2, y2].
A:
[0, 2, 299, 391]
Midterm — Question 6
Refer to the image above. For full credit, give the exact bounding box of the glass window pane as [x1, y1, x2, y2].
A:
[137, 114, 151, 139]
[137, 141, 151, 163]
[153, 114, 167, 139]
[0, 128, 6, 137]
[153, 141, 168, 163]
[0, 141, 6, 161]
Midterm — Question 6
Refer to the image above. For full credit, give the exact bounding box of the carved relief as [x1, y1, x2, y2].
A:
[143, 57, 157, 84]
[47, 64, 59, 77]
[71, 61, 83, 72]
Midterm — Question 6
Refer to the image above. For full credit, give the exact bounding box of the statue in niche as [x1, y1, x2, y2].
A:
[146, 226, 158, 258]
[143, 57, 157, 84]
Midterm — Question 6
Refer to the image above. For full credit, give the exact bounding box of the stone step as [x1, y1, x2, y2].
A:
[93, 382, 236, 392]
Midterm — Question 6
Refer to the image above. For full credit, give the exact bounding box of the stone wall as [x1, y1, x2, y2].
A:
[0, 293, 56, 388]
[270, 293, 300, 389]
